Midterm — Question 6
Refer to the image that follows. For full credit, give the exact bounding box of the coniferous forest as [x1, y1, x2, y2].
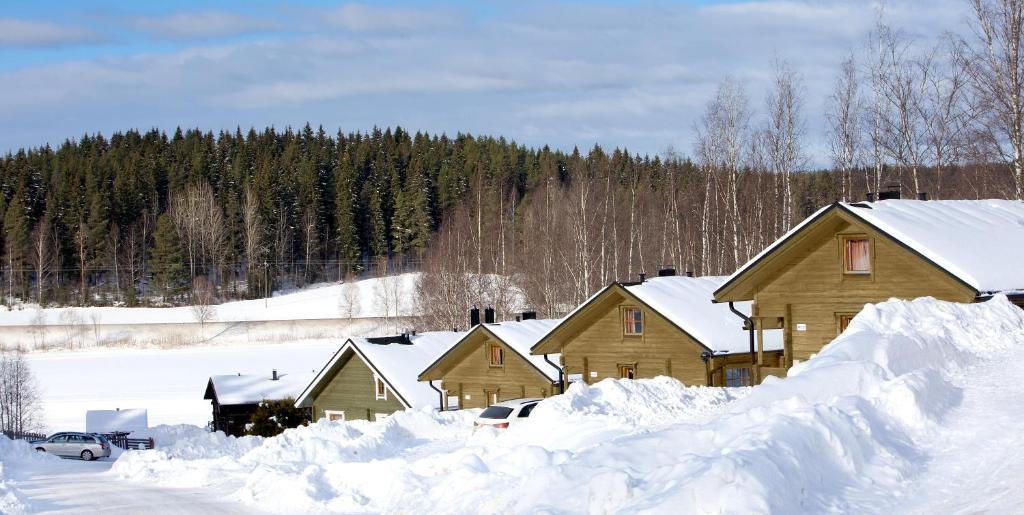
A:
[0, 123, 1015, 329]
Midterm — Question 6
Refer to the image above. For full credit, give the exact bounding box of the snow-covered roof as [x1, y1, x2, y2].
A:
[85, 409, 148, 433]
[624, 276, 783, 354]
[206, 370, 315, 406]
[722, 199, 1024, 295]
[482, 319, 562, 381]
[296, 331, 465, 410]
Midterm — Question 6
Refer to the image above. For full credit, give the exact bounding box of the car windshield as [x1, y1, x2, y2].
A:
[480, 406, 514, 419]
[95, 435, 110, 444]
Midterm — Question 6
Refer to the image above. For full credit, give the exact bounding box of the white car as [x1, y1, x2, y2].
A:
[474, 398, 542, 429]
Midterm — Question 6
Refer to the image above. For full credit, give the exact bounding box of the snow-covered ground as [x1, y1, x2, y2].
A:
[0, 274, 421, 350]
[27, 340, 340, 431]
[5, 295, 1024, 513]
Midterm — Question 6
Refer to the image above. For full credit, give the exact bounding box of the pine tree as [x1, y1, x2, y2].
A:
[334, 153, 360, 274]
[2, 193, 30, 301]
[150, 213, 187, 302]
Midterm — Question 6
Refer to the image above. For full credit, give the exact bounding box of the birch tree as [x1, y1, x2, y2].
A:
[764, 58, 807, 230]
[826, 53, 863, 201]
[963, 0, 1024, 198]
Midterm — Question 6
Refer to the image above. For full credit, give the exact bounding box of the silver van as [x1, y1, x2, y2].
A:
[33, 432, 112, 460]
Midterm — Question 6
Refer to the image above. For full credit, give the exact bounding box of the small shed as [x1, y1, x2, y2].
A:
[85, 408, 148, 434]
[204, 369, 313, 436]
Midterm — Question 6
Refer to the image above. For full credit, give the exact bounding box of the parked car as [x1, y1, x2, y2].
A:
[474, 398, 542, 429]
[33, 432, 112, 460]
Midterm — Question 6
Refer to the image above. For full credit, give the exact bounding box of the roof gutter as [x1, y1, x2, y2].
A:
[543, 354, 564, 393]
[427, 380, 445, 411]
[727, 301, 756, 365]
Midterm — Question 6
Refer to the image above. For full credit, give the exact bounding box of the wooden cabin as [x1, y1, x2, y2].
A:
[295, 332, 463, 422]
[418, 315, 562, 410]
[204, 369, 313, 436]
[714, 198, 1024, 379]
[531, 270, 783, 388]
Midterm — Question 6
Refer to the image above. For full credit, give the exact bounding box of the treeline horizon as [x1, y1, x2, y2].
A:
[0, 124, 1012, 314]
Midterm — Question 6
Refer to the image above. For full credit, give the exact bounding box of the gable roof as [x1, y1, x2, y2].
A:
[532, 275, 782, 356]
[295, 331, 463, 410]
[205, 371, 315, 406]
[419, 319, 562, 383]
[716, 199, 1024, 300]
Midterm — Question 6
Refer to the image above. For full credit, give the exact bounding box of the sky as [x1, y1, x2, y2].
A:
[0, 0, 968, 162]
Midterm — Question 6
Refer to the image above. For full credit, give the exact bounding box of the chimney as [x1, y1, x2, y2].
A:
[272, 369, 278, 381]
[685, 270, 694, 277]
[917, 191, 928, 201]
[639, 273, 646, 283]
[878, 187, 901, 200]
[521, 311, 537, 320]
[484, 307, 495, 324]
[658, 267, 676, 277]
[866, 191, 876, 202]
[470, 307, 480, 327]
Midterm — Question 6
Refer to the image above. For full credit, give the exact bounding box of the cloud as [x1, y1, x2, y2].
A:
[128, 10, 278, 40]
[0, 18, 100, 48]
[0, 0, 971, 162]
[322, 4, 458, 32]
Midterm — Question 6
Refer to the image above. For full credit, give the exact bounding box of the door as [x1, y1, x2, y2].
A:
[48, 435, 69, 456]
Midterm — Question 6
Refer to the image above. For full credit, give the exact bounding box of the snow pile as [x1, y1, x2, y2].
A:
[109, 296, 1024, 513]
[0, 437, 58, 514]
[112, 408, 478, 510]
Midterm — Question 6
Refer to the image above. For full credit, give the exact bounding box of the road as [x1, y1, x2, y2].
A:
[13, 457, 256, 514]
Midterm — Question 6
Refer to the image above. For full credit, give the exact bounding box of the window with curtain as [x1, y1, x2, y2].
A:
[488, 345, 504, 367]
[844, 237, 871, 273]
[623, 308, 643, 335]
[838, 313, 856, 334]
[374, 376, 387, 400]
[618, 364, 636, 379]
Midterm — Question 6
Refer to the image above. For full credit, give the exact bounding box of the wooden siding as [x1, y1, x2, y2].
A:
[311, 351, 406, 422]
[439, 333, 553, 410]
[752, 214, 974, 362]
[554, 291, 765, 387]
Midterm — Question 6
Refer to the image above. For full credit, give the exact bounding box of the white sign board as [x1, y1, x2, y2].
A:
[589, 371, 598, 378]
[796, 323, 807, 332]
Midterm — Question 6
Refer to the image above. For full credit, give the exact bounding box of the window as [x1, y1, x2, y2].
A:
[374, 376, 387, 400]
[619, 364, 636, 379]
[488, 345, 504, 367]
[325, 410, 345, 421]
[518, 403, 538, 418]
[837, 313, 857, 335]
[725, 367, 751, 387]
[486, 390, 499, 405]
[843, 237, 871, 274]
[480, 405, 513, 419]
[623, 308, 643, 335]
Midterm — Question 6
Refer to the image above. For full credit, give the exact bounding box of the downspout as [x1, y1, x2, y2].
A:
[727, 301, 756, 365]
[543, 354, 564, 394]
[427, 380, 445, 411]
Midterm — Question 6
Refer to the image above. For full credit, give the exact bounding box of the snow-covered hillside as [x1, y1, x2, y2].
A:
[0, 273, 420, 326]
[6, 295, 1024, 513]
[0, 274, 420, 350]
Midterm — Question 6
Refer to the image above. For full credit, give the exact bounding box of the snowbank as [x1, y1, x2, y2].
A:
[109, 296, 1024, 513]
[0, 437, 58, 514]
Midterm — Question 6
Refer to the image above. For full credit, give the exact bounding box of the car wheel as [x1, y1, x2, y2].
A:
[35, 447, 45, 453]
[80, 450, 94, 461]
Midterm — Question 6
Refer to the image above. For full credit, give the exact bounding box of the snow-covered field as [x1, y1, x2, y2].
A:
[5, 295, 1024, 514]
[0, 274, 420, 350]
[27, 340, 340, 431]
